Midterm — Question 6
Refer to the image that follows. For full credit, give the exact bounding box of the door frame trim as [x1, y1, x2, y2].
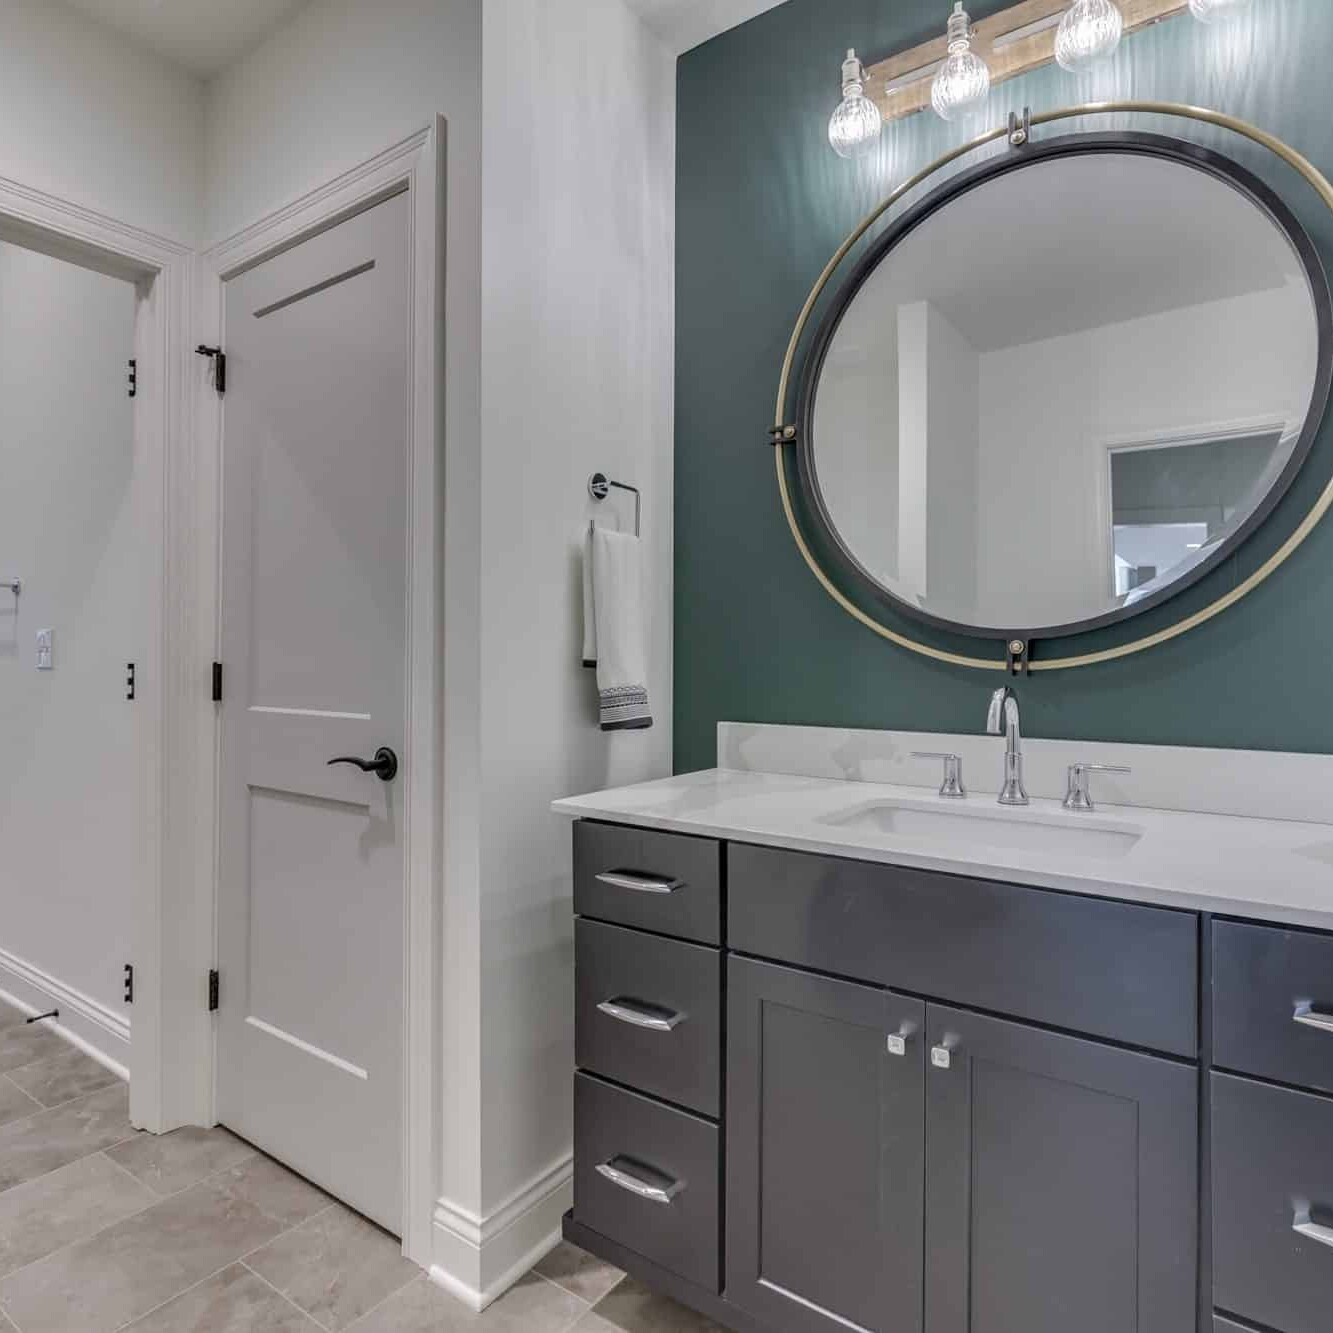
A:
[197, 122, 446, 1265]
[0, 175, 194, 1136]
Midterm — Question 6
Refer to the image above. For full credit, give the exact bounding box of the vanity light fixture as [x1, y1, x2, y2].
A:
[828, 49, 883, 159]
[1054, 0, 1124, 73]
[1188, 0, 1251, 20]
[931, 3, 991, 122]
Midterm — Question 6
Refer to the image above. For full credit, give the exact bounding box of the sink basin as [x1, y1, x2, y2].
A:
[819, 800, 1143, 860]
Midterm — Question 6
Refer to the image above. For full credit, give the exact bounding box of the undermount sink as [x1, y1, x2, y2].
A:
[819, 800, 1143, 860]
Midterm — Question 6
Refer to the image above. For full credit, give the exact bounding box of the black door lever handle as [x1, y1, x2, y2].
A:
[327, 747, 399, 782]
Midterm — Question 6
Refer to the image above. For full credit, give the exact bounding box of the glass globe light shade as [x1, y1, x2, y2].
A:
[931, 4, 991, 122]
[1055, 0, 1124, 73]
[828, 50, 882, 159]
[1188, 0, 1251, 20]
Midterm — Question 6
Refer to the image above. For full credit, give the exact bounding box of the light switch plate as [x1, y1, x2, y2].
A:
[35, 628, 53, 671]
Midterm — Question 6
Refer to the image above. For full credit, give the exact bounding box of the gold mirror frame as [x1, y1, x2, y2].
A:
[774, 102, 1333, 672]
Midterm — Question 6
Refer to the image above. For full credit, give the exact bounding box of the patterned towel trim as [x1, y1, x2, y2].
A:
[600, 683, 653, 732]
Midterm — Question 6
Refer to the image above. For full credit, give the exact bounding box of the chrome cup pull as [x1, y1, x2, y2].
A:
[1293, 1204, 1333, 1250]
[597, 998, 685, 1032]
[594, 870, 683, 896]
[1294, 1002, 1333, 1035]
[595, 1157, 684, 1205]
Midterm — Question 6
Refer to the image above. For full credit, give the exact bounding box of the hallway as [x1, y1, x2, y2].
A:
[0, 1003, 716, 1332]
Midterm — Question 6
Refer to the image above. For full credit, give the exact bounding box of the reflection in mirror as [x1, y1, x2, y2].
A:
[808, 146, 1323, 636]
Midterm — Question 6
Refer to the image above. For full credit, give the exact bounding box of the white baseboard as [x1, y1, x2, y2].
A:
[430, 1154, 572, 1311]
[0, 945, 130, 1081]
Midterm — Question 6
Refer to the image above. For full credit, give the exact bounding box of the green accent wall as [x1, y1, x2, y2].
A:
[674, 0, 1333, 772]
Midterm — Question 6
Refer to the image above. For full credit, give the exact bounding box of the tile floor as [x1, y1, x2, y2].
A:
[0, 1000, 721, 1332]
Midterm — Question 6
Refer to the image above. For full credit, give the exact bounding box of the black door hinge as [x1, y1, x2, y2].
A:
[126, 663, 136, 702]
[127, 359, 137, 398]
[211, 661, 223, 703]
[195, 345, 226, 395]
[208, 969, 220, 1012]
[123, 964, 133, 1004]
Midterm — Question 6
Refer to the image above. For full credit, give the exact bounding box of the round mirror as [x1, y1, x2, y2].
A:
[798, 133, 1332, 640]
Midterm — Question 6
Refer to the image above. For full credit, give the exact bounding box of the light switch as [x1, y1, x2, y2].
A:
[35, 629, 53, 671]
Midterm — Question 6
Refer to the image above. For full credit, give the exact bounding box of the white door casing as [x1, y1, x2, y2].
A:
[216, 190, 411, 1233]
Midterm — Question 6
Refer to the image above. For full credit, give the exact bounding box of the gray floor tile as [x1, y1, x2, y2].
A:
[346, 1271, 587, 1333]
[246, 1203, 418, 1331]
[0, 1084, 135, 1194]
[0, 1307, 15, 1331]
[590, 1278, 727, 1333]
[535, 1242, 625, 1305]
[106, 1123, 256, 1195]
[123, 1263, 322, 1332]
[0, 1081, 40, 1132]
[4, 1045, 120, 1109]
[0, 1023, 64, 1076]
[567, 1314, 621, 1333]
[0, 1152, 156, 1279]
[209, 1153, 331, 1230]
[0, 1171, 289, 1333]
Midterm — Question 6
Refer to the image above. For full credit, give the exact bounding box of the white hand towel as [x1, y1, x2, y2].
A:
[585, 526, 652, 731]
[582, 524, 598, 668]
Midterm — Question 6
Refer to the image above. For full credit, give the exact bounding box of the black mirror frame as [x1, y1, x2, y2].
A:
[792, 130, 1333, 646]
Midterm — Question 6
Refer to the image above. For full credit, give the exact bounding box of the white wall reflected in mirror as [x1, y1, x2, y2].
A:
[811, 149, 1321, 633]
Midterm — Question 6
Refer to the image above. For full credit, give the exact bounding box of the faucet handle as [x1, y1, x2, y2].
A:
[912, 752, 967, 800]
[1064, 762, 1130, 812]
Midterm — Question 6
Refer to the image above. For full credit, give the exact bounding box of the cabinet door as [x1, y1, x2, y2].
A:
[924, 1004, 1197, 1333]
[727, 956, 925, 1333]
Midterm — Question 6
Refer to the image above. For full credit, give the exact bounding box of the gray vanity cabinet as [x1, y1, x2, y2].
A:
[923, 1004, 1198, 1333]
[726, 957, 926, 1333]
[567, 823, 1209, 1333]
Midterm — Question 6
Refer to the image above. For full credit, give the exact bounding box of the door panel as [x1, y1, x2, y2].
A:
[925, 1004, 1197, 1333]
[727, 956, 925, 1333]
[217, 190, 410, 1233]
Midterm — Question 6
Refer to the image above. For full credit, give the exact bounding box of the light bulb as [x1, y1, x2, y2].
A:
[1055, 0, 1124, 73]
[1188, 0, 1251, 20]
[828, 50, 882, 159]
[931, 3, 991, 123]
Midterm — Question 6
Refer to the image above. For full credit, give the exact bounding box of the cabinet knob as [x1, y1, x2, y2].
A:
[886, 1021, 917, 1057]
[931, 1034, 959, 1070]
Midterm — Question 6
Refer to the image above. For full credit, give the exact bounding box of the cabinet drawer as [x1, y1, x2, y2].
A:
[1213, 1072, 1333, 1333]
[728, 843, 1197, 1056]
[574, 822, 720, 945]
[573, 1073, 719, 1291]
[1214, 921, 1333, 1094]
[576, 919, 720, 1117]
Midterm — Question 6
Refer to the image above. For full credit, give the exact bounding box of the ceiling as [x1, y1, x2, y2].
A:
[57, 0, 787, 79]
[59, 0, 308, 77]
[624, 0, 789, 55]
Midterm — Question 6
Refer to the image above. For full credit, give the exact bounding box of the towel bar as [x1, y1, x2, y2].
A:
[1, 579, 18, 596]
[588, 473, 641, 538]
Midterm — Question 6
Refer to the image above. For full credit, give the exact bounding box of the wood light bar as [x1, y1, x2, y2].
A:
[869, 0, 1189, 124]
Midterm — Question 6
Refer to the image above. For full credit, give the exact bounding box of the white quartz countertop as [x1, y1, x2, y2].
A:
[553, 767, 1333, 930]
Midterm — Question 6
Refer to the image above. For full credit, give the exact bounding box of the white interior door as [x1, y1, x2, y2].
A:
[217, 189, 410, 1233]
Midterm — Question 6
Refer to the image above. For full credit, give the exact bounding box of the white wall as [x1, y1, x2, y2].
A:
[977, 283, 1315, 627]
[478, 0, 675, 1239]
[0, 244, 141, 1038]
[0, 0, 202, 244]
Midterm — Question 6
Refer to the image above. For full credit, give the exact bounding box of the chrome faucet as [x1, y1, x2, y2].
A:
[986, 686, 1029, 806]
